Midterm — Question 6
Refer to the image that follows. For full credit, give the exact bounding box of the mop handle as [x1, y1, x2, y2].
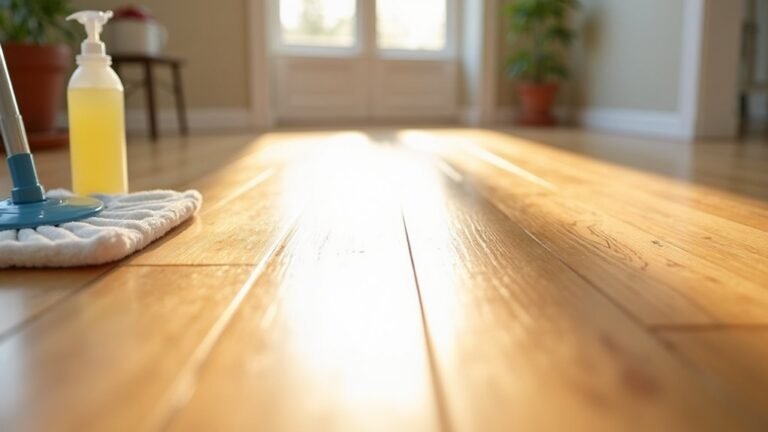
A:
[0, 44, 31, 156]
[0, 44, 46, 204]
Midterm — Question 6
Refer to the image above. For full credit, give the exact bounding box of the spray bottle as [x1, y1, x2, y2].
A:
[66, 10, 128, 195]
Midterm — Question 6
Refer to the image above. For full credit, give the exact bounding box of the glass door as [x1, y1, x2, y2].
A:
[376, 0, 450, 54]
[276, 0, 359, 53]
[271, 0, 457, 122]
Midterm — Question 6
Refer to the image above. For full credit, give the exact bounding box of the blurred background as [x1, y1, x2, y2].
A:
[1, 0, 764, 142]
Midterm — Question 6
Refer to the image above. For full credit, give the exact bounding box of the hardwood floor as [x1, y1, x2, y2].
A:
[0, 127, 766, 431]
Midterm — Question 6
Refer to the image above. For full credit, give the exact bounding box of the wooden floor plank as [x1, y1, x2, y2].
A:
[178, 132, 327, 207]
[470, 132, 768, 284]
[440, 128, 768, 222]
[641, 186, 768, 232]
[1, 127, 767, 431]
[0, 268, 109, 338]
[399, 153, 763, 431]
[437, 156, 768, 325]
[422, 132, 768, 325]
[0, 265, 261, 431]
[0, 134, 288, 344]
[485, 127, 768, 201]
[126, 167, 295, 265]
[166, 144, 440, 432]
[128, 136, 346, 266]
[660, 329, 768, 423]
[569, 187, 768, 280]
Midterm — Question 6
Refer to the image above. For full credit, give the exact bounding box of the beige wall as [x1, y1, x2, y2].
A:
[575, 0, 684, 111]
[69, 1, 686, 117]
[70, 0, 251, 109]
[497, 0, 685, 113]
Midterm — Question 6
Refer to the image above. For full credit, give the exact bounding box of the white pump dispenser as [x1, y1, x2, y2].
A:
[66, 10, 128, 195]
[67, 11, 113, 62]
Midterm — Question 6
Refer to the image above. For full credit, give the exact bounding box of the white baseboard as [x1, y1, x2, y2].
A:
[487, 105, 691, 140]
[57, 108, 254, 136]
[579, 108, 689, 140]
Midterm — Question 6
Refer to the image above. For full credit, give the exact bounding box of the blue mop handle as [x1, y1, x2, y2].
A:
[0, 44, 46, 203]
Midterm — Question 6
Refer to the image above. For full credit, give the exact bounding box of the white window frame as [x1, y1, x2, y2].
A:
[269, 0, 364, 57]
[374, 0, 458, 60]
[269, 0, 458, 60]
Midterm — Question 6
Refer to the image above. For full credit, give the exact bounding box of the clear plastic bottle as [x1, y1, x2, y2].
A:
[67, 11, 128, 195]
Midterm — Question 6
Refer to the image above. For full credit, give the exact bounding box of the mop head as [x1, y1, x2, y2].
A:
[0, 189, 202, 268]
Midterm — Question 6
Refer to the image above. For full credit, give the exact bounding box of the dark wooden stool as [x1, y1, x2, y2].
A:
[112, 55, 188, 141]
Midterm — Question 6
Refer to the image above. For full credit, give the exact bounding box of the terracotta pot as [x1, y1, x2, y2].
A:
[3, 43, 71, 138]
[517, 82, 559, 126]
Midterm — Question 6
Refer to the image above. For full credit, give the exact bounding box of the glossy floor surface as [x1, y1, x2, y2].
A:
[1, 128, 767, 431]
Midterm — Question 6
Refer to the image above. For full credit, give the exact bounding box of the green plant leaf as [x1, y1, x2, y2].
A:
[505, 50, 534, 80]
[501, 0, 577, 83]
[545, 25, 575, 45]
[0, 0, 73, 44]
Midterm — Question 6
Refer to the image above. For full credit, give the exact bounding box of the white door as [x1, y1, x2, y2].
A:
[270, 0, 458, 123]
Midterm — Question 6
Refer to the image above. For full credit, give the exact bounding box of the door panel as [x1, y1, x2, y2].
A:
[270, 0, 457, 123]
[372, 60, 458, 118]
[275, 57, 368, 120]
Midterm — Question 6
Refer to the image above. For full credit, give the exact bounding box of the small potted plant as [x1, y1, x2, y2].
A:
[503, 0, 577, 125]
[0, 0, 74, 149]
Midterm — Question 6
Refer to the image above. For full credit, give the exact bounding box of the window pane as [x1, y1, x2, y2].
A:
[376, 0, 447, 51]
[279, 0, 356, 47]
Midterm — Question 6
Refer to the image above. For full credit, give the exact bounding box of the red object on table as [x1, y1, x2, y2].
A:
[113, 5, 154, 21]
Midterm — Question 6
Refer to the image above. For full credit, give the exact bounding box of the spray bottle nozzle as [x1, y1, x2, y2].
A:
[66, 10, 113, 60]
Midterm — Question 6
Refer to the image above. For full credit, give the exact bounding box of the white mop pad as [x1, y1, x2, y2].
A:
[0, 189, 202, 268]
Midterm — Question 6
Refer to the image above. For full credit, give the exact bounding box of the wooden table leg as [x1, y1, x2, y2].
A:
[143, 60, 158, 141]
[171, 63, 189, 136]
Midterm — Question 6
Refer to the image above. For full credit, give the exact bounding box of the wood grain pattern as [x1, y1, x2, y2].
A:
[167, 145, 439, 432]
[437, 155, 768, 325]
[0, 266, 256, 431]
[129, 133, 357, 265]
[127, 168, 292, 265]
[399, 154, 764, 431]
[0, 268, 109, 338]
[570, 188, 768, 280]
[0, 127, 766, 431]
[422, 130, 768, 325]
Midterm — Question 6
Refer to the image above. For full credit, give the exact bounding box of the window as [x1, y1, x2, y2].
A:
[376, 0, 448, 51]
[272, 0, 453, 57]
[278, 0, 357, 48]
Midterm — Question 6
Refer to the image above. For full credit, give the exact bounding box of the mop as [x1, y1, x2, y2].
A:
[0, 44, 201, 268]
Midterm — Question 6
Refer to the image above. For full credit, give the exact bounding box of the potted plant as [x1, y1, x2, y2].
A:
[503, 0, 577, 125]
[0, 0, 74, 149]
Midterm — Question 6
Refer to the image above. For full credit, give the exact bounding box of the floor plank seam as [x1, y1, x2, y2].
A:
[436, 155, 768, 428]
[200, 168, 276, 215]
[433, 154, 677, 330]
[151, 215, 301, 432]
[651, 323, 768, 332]
[438, 157, 657, 334]
[0, 263, 120, 344]
[454, 141, 557, 191]
[448, 149, 723, 323]
[400, 211, 455, 432]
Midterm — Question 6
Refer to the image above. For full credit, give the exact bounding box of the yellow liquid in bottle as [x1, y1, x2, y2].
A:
[68, 87, 128, 195]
